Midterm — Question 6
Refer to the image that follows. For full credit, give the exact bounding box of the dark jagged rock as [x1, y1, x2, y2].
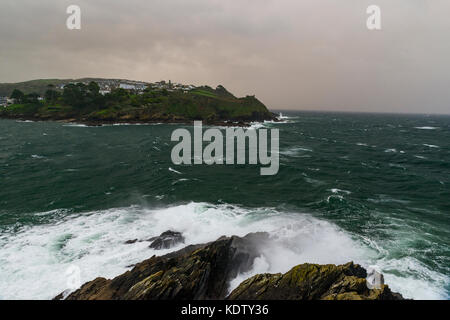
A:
[124, 239, 138, 244]
[148, 231, 185, 250]
[227, 262, 404, 300]
[63, 232, 270, 300]
[59, 233, 404, 301]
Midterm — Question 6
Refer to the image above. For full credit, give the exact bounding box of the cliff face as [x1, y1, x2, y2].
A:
[60, 233, 404, 300]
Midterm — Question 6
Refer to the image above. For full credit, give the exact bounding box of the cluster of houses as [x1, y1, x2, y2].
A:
[98, 81, 148, 95]
[148, 80, 196, 93]
[0, 96, 44, 107]
[98, 79, 197, 95]
[0, 80, 199, 107]
[58, 80, 196, 95]
[113, 80, 197, 94]
[0, 96, 14, 107]
[58, 79, 149, 95]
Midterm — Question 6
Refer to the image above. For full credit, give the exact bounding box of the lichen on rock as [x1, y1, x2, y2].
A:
[227, 262, 404, 300]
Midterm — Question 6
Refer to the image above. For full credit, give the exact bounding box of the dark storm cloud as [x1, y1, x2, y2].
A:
[1, 0, 449, 114]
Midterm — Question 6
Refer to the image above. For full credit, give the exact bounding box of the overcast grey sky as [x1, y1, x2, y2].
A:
[1, 0, 449, 114]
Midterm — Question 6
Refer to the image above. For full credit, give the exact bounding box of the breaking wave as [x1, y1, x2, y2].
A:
[0, 202, 447, 300]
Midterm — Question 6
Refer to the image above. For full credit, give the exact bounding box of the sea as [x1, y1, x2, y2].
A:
[0, 111, 449, 300]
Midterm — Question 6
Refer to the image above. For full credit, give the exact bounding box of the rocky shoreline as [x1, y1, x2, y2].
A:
[1, 113, 279, 127]
[56, 232, 404, 300]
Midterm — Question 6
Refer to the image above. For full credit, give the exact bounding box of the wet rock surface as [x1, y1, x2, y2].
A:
[60, 233, 404, 300]
[148, 231, 185, 250]
[228, 262, 404, 300]
[63, 232, 269, 300]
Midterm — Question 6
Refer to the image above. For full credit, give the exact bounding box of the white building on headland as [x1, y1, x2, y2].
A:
[149, 81, 197, 92]
[0, 96, 8, 106]
[119, 83, 148, 91]
[119, 83, 137, 90]
[0, 97, 14, 106]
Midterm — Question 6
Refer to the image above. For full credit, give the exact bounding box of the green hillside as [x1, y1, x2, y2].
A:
[0, 78, 117, 96]
[0, 80, 275, 125]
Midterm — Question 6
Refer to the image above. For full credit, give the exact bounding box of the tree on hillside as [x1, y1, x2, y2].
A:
[62, 83, 87, 108]
[45, 89, 60, 103]
[87, 81, 100, 95]
[61, 82, 104, 109]
[25, 92, 40, 104]
[10, 89, 25, 103]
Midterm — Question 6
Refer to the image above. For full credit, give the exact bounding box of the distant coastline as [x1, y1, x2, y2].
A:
[0, 78, 277, 127]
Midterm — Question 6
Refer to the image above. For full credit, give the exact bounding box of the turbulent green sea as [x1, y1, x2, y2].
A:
[0, 111, 449, 300]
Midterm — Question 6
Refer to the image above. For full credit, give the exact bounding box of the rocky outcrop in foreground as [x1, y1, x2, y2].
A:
[59, 232, 403, 300]
[228, 263, 403, 300]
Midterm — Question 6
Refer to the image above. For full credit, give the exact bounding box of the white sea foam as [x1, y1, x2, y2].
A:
[304, 177, 325, 186]
[423, 144, 439, 149]
[248, 122, 265, 130]
[389, 163, 406, 170]
[367, 195, 411, 205]
[168, 167, 182, 174]
[330, 188, 351, 195]
[373, 256, 448, 300]
[111, 123, 163, 126]
[63, 124, 89, 127]
[280, 146, 313, 157]
[172, 178, 189, 185]
[246, 120, 291, 130]
[0, 203, 446, 300]
[414, 126, 439, 130]
[276, 113, 298, 121]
